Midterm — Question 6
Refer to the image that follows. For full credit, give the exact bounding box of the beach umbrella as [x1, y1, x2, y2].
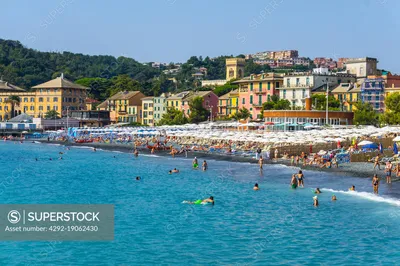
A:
[393, 136, 400, 142]
[394, 142, 398, 155]
[379, 143, 384, 153]
[358, 140, 373, 146]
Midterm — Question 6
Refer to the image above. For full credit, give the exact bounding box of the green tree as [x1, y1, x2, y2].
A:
[212, 80, 239, 96]
[234, 107, 251, 120]
[75, 77, 113, 100]
[44, 110, 60, 119]
[381, 93, 400, 125]
[109, 74, 141, 96]
[188, 96, 210, 123]
[5, 95, 21, 118]
[311, 94, 340, 110]
[354, 101, 379, 126]
[274, 99, 291, 110]
[158, 108, 188, 125]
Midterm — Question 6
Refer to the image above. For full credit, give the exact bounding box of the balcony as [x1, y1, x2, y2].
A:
[252, 103, 263, 108]
[228, 105, 238, 109]
[254, 89, 269, 94]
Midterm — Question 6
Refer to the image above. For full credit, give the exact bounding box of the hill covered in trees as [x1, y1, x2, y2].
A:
[0, 39, 312, 101]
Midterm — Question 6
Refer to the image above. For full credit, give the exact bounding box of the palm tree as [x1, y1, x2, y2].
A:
[5, 95, 21, 118]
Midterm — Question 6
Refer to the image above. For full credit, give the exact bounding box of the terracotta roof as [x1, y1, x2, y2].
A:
[184, 91, 213, 101]
[219, 92, 230, 99]
[141, 96, 154, 100]
[109, 91, 141, 100]
[0, 80, 25, 92]
[32, 75, 88, 90]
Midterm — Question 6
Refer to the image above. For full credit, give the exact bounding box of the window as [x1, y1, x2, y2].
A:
[30, 106, 34, 111]
[24, 98, 28, 102]
[258, 95, 262, 105]
[163, 107, 165, 111]
[250, 83, 253, 91]
[0, 106, 2, 110]
[296, 78, 300, 87]
[242, 98, 245, 104]
[292, 90, 295, 98]
[4, 106, 8, 111]
[375, 95, 380, 101]
[47, 106, 50, 111]
[0, 98, 2, 102]
[53, 106, 58, 111]
[275, 82, 279, 88]
[375, 103, 379, 109]
[47, 97, 50, 102]
[306, 77, 310, 86]
[47, 89, 50, 93]
[39, 97, 43, 102]
[350, 94, 353, 102]
[286, 79, 290, 87]
[267, 95, 271, 102]
[39, 106, 43, 111]
[302, 89, 305, 98]
[219, 100, 222, 106]
[250, 95, 253, 104]
[30, 97, 35, 102]
[53, 97, 58, 102]
[349, 104, 353, 111]
[267, 82, 271, 90]
[175, 101, 178, 106]
[283, 90, 286, 99]
[259, 82, 262, 90]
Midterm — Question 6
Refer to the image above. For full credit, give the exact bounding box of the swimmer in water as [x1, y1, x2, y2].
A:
[93, 148, 96, 152]
[313, 196, 319, 207]
[202, 160, 208, 171]
[290, 174, 297, 188]
[253, 183, 259, 190]
[134, 149, 139, 157]
[169, 168, 179, 174]
[193, 157, 198, 166]
[297, 170, 304, 187]
[35, 158, 38, 161]
[185, 196, 214, 205]
[331, 195, 337, 201]
[136, 176, 141, 180]
[315, 188, 321, 194]
[349, 185, 355, 191]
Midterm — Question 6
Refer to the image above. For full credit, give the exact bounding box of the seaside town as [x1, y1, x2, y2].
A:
[2, 0, 400, 265]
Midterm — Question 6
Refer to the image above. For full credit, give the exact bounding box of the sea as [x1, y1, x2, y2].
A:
[0, 141, 399, 265]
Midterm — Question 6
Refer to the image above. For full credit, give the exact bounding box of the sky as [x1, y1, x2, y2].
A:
[1, 0, 399, 72]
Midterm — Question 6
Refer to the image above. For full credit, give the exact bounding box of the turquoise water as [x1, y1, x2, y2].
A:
[0, 141, 400, 265]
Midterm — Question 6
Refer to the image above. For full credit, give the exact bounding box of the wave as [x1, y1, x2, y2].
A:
[72, 146, 93, 149]
[322, 188, 400, 207]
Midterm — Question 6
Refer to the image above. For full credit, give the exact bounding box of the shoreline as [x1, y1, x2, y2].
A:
[34, 140, 398, 180]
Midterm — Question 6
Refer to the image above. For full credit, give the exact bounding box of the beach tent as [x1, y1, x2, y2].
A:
[362, 143, 378, 149]
[394, 142, 398, 155]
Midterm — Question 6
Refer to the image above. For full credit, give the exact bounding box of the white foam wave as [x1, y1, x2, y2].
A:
[72, 146, 93, 149]
[322, 188, 400, 207]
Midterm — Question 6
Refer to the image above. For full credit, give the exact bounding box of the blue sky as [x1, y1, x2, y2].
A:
[1, 0, 399, 72]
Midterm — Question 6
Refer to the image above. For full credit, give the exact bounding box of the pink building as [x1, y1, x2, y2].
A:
[233, 73, 284, 119]
[181, 91, 219, 121]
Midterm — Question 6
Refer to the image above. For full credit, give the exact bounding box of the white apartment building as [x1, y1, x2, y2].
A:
[278, 71, 356, 108]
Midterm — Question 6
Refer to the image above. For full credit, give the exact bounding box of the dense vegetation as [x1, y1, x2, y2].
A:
[0, 39, 314, 102]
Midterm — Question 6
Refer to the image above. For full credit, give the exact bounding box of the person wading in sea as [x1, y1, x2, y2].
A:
[385, 161, 393, 184]
[372, 174, 380, 194]
[259, 156, 263, 170]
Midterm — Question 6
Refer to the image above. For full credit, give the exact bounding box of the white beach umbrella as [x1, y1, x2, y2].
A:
[358, 140, 374, 146]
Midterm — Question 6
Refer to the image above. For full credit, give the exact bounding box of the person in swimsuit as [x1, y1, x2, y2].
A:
[202, 160, 208, 171]
[192, 157, 198, 168]
[134, 149, 139, 157]
[385, 161, 393, 184]
[349, 185, 355, 191]
[136, 176, 141, 180]
[253, 183, 259, 190]
[373, 155, 380, 170]
[372, 174, 379, 194]
[331, 195, 337, 201]
[315, 188, 321, 194]
[169, 168, 179, 174]
[185, 196, 214, 205]
[297, 170, 304, 187]
[290, 174, 297, 189]
[259, 156, 263, 170]
[313, 196, 319, 207]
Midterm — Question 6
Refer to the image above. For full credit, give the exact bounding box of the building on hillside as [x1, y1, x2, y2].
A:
[181, 91, 219, 120]
[97, 91, 145, 123]
[345, 57, 378, 79]
[0, 74, 88, 121]
[217, 89, 239, 117]
[313, 58, 337, 70]
[278, 71, 356, 109]
[201, 80, 227, 87]
[153, 93, 169, 124]
[360, 78, 385, 112]
[69, 110, 110, 127]
[331, 83, 360, 112]
[166, 91, 191, 111]
[233, 72, 284, 120]
[142, 97, 154, 126]
[226, 58, 245, 81]
[250, 50, 298, 60]
[337, 58, 349, 69]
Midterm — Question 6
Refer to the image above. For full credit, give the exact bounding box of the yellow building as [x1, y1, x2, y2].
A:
[142, 97, 154, 126]
[166, 91, 190, 111]
[331, 83, 360, 111]
[226, 58, 245, 81]
[97, 91, 145, 123]
[0, 74, 88, 121]
[218, 89, 239, 117]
